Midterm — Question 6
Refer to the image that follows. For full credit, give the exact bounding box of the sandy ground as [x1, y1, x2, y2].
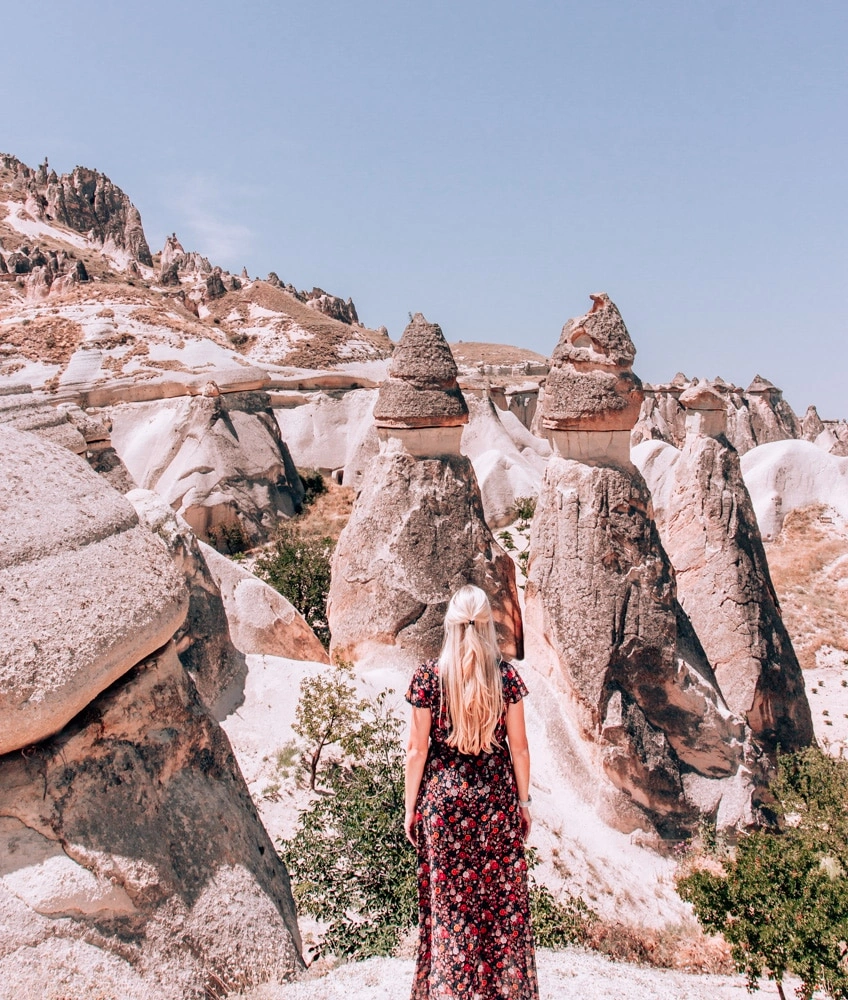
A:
[239, 949, 809, 1000]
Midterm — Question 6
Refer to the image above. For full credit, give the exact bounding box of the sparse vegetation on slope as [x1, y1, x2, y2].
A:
[764, 504, 848, 671]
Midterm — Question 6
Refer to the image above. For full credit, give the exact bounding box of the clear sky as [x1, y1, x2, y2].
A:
[4, 1, 847, 417]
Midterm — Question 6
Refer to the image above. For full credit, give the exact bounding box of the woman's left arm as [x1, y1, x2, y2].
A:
[404, 707, 432, 846]
[505, 698, 532, 841]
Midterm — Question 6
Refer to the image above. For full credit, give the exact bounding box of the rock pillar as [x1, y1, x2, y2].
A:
[328, 314, 523, 668]
[525, 295, 757, 836]
[633, 383, 814, 753]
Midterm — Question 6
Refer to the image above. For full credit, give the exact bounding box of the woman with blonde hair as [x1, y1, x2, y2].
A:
[404, 584, 538, 1000]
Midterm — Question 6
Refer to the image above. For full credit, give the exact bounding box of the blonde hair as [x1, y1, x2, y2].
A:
[437, 585, 504, 755]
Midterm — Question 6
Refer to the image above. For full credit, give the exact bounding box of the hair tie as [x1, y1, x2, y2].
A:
[466, 620, 475, 627]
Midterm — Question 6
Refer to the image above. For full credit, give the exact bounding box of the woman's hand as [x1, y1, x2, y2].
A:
[404, 809, 418, 847]
[519, 805, 532, 843]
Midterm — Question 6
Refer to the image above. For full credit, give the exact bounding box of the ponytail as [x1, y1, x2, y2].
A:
[438, 585, 504, 754]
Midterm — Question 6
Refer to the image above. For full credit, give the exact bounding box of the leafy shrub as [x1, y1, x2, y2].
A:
[279, 687, 417, 960]
[498, 495, 536, 583]
[677, 747, 848, 1000]
[291, 658, 366, 790]
[255, 524, 333, 648]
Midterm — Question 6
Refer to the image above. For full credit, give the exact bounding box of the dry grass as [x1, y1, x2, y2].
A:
[0, 314, 83, 366]
[579, 918, 733, 974]
[765, 504, 848, 670]
[295, 476, 355, 543]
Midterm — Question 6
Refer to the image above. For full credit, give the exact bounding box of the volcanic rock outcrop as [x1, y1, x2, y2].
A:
[1, 154, 153, 265]
[108, 390, 304, 546]
[633, 374, 803, 456]
[632, 385, 814, 753]
[525, 294, 759, 835]
[0, 644, 303, 999]
[0, 426, 303, 996]
[0, 426, 187, 754]
[127, 489, 247, 716]
[328, 313, 523, 666]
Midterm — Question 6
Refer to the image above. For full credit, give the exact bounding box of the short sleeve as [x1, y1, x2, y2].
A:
[405, 661, 437, 708]
[501, 661, 529, 704]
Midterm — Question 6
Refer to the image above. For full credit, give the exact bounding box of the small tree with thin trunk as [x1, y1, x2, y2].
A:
[292, 658, 365, 791]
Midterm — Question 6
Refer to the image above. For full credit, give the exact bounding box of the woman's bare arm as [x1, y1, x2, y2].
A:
[505, 698, 532, 841]
[404, 706, 432, 846]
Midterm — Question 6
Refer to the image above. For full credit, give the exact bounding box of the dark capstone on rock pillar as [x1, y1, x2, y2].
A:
[329, 313, 523, 668]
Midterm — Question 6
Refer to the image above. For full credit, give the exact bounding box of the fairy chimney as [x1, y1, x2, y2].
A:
[329, 314, 522, 667]
[373, 312, 468, 455]
[541, 293, 644, 467]
[679, 381, 727, 439]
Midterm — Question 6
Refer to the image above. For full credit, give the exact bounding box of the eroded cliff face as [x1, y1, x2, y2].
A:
[109, 389, 304, 548]
[1, 153, 152, 265]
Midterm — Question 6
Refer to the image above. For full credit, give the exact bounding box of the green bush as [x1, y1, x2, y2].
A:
[677, 747, 848, 1000]
[254, 524, 333, 648]
[279, 661, 591, 962]
[279, 688, 417, 960]
[498, 495, 537, 583]
[291, 659, 366, 790]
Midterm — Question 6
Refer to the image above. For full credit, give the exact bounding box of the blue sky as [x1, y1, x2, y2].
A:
[4, 1, 847, 416]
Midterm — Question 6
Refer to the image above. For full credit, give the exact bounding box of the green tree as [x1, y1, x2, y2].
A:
[677, 748, 848, 1000]
[254, 523, 333, 648]
[292, 659, 365, 791]
[280, 688, 417, 960]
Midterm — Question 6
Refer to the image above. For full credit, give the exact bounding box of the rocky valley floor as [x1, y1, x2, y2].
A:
[236, 949, 818, 1000]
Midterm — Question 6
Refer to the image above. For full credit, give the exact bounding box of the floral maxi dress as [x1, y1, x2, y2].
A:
[405, 660, 539, 1000]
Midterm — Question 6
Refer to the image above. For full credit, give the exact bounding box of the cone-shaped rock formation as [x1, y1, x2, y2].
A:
[525, 294, 761, 836]
[329, 314, 522, 667]
[632, 388, 814, 753]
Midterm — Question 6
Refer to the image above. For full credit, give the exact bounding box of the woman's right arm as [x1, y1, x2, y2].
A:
[404, 707, 432, 846]
[505, 698, 532, 841]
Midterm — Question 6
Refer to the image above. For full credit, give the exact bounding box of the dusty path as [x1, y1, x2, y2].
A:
[241, 948, 804, 1000]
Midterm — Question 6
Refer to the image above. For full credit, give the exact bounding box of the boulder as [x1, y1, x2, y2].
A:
[0, 426, 188, 754]
[0, 642, 303, 999]
[199, 541, 329, 664]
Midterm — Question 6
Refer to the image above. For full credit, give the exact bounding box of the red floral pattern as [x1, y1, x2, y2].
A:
[405, 660, 539, 1000]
